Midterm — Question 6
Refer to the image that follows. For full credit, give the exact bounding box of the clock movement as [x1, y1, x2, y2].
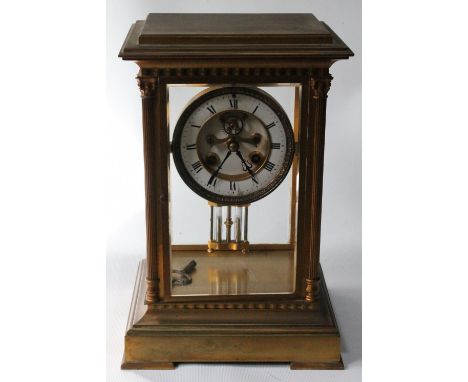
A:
[119, 13, 353, 369]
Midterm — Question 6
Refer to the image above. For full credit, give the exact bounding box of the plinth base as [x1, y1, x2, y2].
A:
[121, 260, 343, 370]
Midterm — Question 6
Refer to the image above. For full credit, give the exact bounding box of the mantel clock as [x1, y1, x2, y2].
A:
[119, 13, 353, 370]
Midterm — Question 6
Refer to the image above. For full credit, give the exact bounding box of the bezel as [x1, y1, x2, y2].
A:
[172, 86, 295, 205]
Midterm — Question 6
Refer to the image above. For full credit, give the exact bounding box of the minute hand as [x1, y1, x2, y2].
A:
[208, 151, 231, 185]
[235, 151, 258, 184]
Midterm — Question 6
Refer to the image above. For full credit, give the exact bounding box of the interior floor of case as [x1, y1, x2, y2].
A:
[171, 249, 295, 296]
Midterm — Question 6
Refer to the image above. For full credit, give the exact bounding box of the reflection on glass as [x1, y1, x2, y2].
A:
[209, 267, 248, 295]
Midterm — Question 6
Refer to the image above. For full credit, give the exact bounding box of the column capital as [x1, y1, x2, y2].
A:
[137, 76, 157, 98]
[310, 74, 333, 100]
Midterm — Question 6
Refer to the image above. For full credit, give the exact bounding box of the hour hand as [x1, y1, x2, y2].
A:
[235, 151, 258, 184]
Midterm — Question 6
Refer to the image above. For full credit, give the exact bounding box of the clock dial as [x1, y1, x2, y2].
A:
[172, 86, 294, 205]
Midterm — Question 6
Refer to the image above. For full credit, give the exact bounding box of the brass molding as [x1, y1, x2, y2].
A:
[140, 67, 310, 79]
[150, 301, 315, 311]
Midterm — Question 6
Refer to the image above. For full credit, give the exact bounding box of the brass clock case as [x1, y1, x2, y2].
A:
[171, 86, 295, 205]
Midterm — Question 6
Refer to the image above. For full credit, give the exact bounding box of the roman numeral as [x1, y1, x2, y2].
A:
[207, 177, 218, 187]
[191, 161, 203, 173]
[229, 98, 238, 109]
[191, 124, 201, 128]
[252, 105, 259, 114]
[265, 122, 276, 130]
[207, 105, 216, 114]
[230, 181, 236, 191]
[264, 161, 275, 172]
[271, 143, 280, 149]
[186, 143, 196, 150]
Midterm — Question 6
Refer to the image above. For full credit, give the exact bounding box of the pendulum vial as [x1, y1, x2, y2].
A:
[207, 202, 250, 253]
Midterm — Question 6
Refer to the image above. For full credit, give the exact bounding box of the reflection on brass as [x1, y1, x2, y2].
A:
[209, 266, 249, 295]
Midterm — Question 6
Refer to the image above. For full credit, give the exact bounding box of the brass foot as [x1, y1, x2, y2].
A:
[121, 361, 176, 370]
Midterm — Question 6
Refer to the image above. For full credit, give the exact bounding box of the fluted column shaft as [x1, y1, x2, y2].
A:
[299, 68, 332, 302]
[137, 75, 169, 303]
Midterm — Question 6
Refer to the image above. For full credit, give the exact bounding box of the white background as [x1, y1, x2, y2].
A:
[1, 1, 467, 382]
[107, 1, 361, 381]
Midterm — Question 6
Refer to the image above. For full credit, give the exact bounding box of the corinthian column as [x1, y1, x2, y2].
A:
[137, 75, 169, 303]
[303, 68, 333, 302]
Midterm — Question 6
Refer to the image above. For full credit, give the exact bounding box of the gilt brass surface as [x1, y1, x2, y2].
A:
[119, 12, 353, 369]
[122, 260, 343, 370]
[206, 240, 250, 253]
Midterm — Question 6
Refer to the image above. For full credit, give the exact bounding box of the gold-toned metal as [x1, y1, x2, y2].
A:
[171, 243, 293, 252]
[305, 278, 314, 302]
[224, 206, 232, 242]
[122, 260, 343, 369]
[207, 240, 250, 253]
[305, 278, 322, 302]
[119, 12, 353, 370]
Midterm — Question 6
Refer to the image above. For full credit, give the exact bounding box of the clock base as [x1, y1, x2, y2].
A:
[121, 260, 343, 370]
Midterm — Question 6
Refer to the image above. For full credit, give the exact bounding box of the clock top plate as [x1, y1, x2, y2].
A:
[119, 13, 353, 60]
[139, 13, 332, 45]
